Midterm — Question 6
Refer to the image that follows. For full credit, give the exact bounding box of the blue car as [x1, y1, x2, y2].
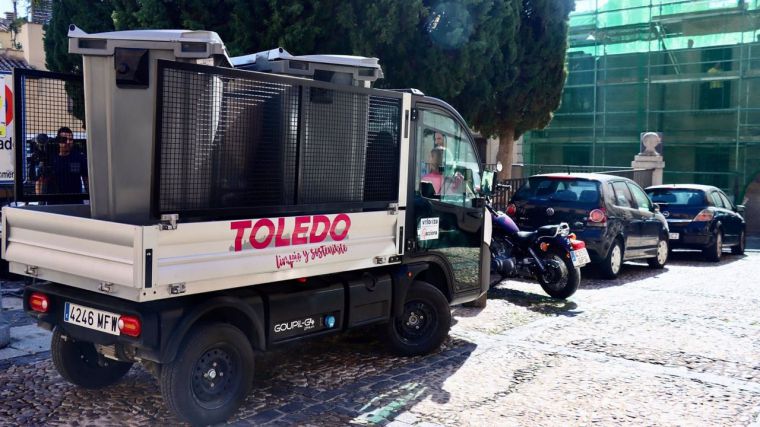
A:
[645, 184, 746, 262]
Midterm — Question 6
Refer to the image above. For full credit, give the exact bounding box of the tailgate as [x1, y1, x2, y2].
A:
[2, 207, 143, 299]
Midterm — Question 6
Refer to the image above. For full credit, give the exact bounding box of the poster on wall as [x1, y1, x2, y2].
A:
[0, 72, 13, 182]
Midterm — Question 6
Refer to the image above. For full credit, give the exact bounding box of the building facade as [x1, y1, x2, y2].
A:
[524, 0, 760, 204]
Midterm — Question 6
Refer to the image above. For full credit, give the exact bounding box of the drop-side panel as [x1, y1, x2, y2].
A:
[2, 207, 142, 300]
[150, 211, 401, 300]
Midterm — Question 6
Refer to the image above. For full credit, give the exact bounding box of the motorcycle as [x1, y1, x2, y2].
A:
[484, 176, 588, 299]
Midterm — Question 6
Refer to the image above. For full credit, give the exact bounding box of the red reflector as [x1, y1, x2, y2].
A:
[118, 315, 141, 337]
[571, 239, 586, 250]
[297, 277, 307, 283]
[506, 204, 517, 216]
[29, 292, 49, 313]
[588, 208, 606, 223]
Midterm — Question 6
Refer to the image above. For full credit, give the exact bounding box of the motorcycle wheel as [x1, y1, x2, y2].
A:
[537, 253, 580, 300]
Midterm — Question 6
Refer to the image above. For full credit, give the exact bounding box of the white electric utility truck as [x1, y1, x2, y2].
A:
[4, 26, 490, 424]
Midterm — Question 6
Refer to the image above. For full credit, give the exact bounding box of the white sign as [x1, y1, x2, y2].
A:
[0, 72, 14, 182]
[418, 217, 440, 241]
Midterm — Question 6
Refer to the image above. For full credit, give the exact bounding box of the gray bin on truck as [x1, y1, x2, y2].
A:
[68, 25, 230, 224]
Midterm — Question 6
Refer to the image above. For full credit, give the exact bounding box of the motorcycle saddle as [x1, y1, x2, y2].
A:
[515, 225, 558, 243]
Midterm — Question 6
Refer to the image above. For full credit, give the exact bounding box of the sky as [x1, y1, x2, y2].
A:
[0, 0, 28, 19]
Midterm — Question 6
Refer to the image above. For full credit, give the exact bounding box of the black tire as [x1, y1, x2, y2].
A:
[731, 230, 746, 255]
[51, 327, 133, 389]
[159, 323, 254, 426]
[599, 239, 624, 279]
[647, 236, 669, 269]
[703, 230, 723, 262]
[387, 281, 451, 356]
[538, 253, 579, 299]
[463, 293, 487, 308]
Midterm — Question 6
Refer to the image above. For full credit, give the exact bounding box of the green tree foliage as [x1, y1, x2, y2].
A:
[44, 0, 115, 124]
[44, 0, 573, 175]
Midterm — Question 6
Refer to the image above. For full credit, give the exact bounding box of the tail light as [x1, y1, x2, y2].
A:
[506, 203, 517, 216]
[118, 315, 142, 337]
[693, 209, 714, 222]
[29, 292, 49, 313]
[571, 239, 586, 250]
[587, 208, 607, 226]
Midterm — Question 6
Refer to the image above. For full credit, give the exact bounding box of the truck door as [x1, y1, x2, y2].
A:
[406, 104, 487, 297]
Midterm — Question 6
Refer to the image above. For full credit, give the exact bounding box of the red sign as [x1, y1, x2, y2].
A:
[230, 214, 351, 252]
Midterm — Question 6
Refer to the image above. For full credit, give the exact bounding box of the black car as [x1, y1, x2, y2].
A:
[645, 184, 746, 262]
[508, 173, 669, 279]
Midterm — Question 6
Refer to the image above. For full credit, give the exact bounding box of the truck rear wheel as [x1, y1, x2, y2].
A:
[51, 327, 133, 389]
[387, 281, 451, 356]
[159, 323, 253, 426]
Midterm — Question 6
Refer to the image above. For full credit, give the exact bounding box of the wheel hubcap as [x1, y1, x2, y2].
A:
[192, 348, 237, 408]
[716, 233, 722, 257]
[611, 245, 622, 274]
[657, 240, 668, 264]
[397, 301, 435, 343]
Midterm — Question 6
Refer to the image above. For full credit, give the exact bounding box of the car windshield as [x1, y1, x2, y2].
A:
[646, 189, 705, 206]
[514, 177, 600, 204]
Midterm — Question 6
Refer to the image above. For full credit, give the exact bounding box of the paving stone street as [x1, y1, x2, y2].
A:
[1, 244, 759, 426]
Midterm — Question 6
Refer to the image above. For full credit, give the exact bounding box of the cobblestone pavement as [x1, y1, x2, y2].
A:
[1, 248, 760, 426]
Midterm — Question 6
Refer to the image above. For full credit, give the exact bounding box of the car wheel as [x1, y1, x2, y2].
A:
[599, 239, 623, 279]
[703, 230, 723, 262]
[387, 281, 451, 356]
[51, 327, 133, 389]
[647, 237, 668, 269]
[731, 230, 746, 255]
[159, 323, 254, 425]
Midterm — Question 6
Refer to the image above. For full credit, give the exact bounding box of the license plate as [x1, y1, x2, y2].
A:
[64, 302, 121, 336]
[571, 248, 591, 267]
[669, 232, 680, 240]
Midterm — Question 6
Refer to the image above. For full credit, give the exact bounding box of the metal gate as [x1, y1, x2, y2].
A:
[13, 68, 88, 203]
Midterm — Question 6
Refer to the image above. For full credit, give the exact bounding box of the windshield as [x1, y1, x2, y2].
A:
[646, 189, 706, 206]
[514, 178, 600, 204]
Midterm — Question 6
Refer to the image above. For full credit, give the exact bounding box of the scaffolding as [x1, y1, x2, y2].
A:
[523, 0, 760, 201]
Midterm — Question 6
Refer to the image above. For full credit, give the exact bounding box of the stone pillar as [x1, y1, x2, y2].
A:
[632, 154, 665, 186]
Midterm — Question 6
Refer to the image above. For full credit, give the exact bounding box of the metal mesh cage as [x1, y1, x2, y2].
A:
[13, 69, 88, 202]
[156, 62, 402, 219]
[157, 65, 299, 213]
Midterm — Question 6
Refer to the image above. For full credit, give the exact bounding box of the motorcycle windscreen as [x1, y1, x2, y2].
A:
[510, 177, 600, 231]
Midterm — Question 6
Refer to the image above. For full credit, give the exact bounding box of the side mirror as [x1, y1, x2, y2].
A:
[652, 203, 661, 213]
[736, 204, 745, 214]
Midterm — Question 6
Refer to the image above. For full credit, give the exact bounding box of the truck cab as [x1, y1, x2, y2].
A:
[3, 26, 488, 425]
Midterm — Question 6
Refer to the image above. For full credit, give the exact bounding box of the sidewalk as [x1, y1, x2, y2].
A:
[0, 291, 50, 361]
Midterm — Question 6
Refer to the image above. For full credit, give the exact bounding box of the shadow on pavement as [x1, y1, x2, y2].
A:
[245, 330, 476, 424]
[579, 263, 669, 289]
[486, 286, 581, 317]
[666, 250, 745, 267]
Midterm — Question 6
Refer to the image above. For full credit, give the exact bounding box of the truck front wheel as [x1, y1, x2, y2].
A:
[387, 281, 451, 356]
[51, 327, 133, 389]
[159, 323, 254, 426]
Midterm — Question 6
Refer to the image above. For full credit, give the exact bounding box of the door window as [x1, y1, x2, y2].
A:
[627, 183, 652, 212]
[718, 192, 734, 210]
[710, 192, 725, 208]
[416, 109, 480, 207]
[611, 182, 634, 208]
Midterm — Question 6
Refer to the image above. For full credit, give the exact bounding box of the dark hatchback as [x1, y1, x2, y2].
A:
[508, 173, 669, 279]
[645, 184, 746, 262]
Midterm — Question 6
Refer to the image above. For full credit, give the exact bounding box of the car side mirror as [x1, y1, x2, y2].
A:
[736, 204, 745, 214]
[652, 203, 661, 213]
